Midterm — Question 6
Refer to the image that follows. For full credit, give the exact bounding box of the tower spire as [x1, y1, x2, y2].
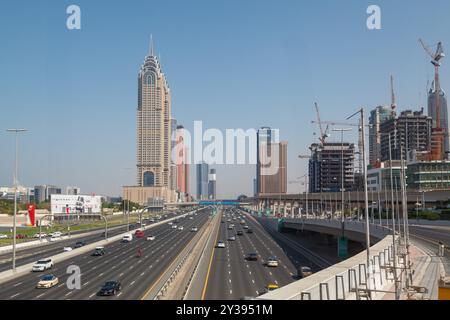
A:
[149, 34, 154, 56]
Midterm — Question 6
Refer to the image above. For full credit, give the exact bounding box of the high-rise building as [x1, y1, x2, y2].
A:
[196, 162, 209, 200]
[170, 118, 178, 191]
[380, 109, 432, 162]
[208, 169, 216, 200]
[66, 186, 81, 195]
[308, 142, 355, 193]
[256, 127, 287, 195]
[175, 125, 189, 196]
[369, 106, 395, 166]
[123, 38, 176, 206]
[34, 185, 62, 203]
[136, 38, 172, 188]
[428, 84, 449, 159]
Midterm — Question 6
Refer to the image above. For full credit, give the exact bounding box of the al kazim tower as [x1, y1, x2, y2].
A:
[123, 37, 176, 205]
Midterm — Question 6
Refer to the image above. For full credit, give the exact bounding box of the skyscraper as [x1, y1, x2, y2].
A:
[256, 127, 287, 195]
[123, 37, 176, 205]
[175, 125, 189, 197]
[208, 169, 216, 200]
[196, 162, 209, 200]
[369, 106, 394, 166]
[428, 84, 449, 159]
[136, 37, 171, 188]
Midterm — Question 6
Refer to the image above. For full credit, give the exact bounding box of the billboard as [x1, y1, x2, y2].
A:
[51, 195, 102, 215]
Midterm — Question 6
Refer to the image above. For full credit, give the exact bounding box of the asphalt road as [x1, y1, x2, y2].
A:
[203, 208, 298, 300]
[0, 208, 212, 300]
[408, 225, 450, 274]
[0, 212, 186, 272]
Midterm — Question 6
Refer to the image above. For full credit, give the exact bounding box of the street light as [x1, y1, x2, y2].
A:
[6, 128, 27, 272]
[332, 128, 352, 237]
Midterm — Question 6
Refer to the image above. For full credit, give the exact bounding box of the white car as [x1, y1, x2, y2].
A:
[32, 259, 53, 272]
[122, 234, 133, 242]
[63, 247, 73, 252]
[147, 236, 156, 241]
[0, 234, 8, 239]
[266, 257, 279, 267]
[189, 217, 194, 220]
[36, 274, 59, 289]
[228, 236, 236, 241]
[191, 227, 198, 232]
[168, 222, 173, 225]
[49, 235, 61, 242]
[49, 232, 62, 237]
[217, 241, 225, 248]
[33, 233, 47, 238]
[178, 226, 184, 230]
[172, 225, 178, 229]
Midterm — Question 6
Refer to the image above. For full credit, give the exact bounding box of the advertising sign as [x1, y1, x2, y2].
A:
[51, 195, 102, 215]
[27, 203, 36, 226]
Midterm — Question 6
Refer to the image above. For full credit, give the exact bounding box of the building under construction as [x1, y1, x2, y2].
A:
[308, 142, 355, 193]
[380, 109, 432, 162]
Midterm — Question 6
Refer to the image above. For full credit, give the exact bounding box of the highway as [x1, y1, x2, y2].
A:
[0, 208, 212, 300]
[0, 212, 187, 273]
[203, 208, 302, 300]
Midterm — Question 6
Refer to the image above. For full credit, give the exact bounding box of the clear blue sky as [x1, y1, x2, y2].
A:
[1, 0, 450, 198]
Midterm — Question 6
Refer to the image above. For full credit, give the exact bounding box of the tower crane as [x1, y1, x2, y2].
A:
[313, 102, 330, 146]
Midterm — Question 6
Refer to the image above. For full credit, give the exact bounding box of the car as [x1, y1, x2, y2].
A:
[247, 229, 253, 234]
[227, 219, 231, 222]
[0, 234, 8, 239]
[135, 230, 144, 238]
[49, 234, 61, 242]
[168, 222, 173, 225]
[97, 281, 122, 296]
[63, 247, 73, 252]
[92, 246, 105, 256]
[228, 225, 234, 230]
[228, 236, 236, 241]
[246, 253, 258, 261]
[191, 227, 198, 232]
[146, 235, 156, 241]
[33, 233, 46, 239]
[264, 284, 279, 293]
[298, 266, 313, 279]
[189, 217, 194, 220]
[149, 219, 155, 223]
[50, 232, 62, 237]
[74, 241, 86, 248]
[266, 257, 279, 267]
[217, 241, 226, 248]
[221, 220, 225, 224]
[178, 226, 184, 230]
[237, 230, 244, 236]
[243, 225, 249, 230]
[172, 225, 178, 229]
[36, 274, 59, 289]
[16, 234, 26, 239]
[32, 259, 53, 272]
[122, 234, 133, 242]
[240, 220, 246, 225]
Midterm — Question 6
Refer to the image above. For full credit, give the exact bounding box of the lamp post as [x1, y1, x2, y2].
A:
[6, 129, 27, 272]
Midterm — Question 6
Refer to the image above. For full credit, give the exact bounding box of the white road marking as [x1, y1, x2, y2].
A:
[10, 293, 20, 299]
[13, 282, 22, 287]
[89, 293, 96, 298]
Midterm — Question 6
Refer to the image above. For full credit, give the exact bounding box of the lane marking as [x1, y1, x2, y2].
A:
[201, 214, 221, 300]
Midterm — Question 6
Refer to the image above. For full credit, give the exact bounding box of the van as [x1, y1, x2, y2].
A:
[122, 234, 133, 242]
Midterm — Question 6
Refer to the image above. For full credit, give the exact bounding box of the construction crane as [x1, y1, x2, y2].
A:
[313, 102, 330, 145]
[419, 38, 445, 160]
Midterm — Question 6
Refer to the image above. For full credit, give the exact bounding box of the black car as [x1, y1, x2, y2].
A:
[98, 281, 121, 296]
[246, 253, 258, 261]
[92, 247, 105, 256]
[74, 241, 86, 248]
[237, 230, 244, 236]
[247, 229, 253, 234]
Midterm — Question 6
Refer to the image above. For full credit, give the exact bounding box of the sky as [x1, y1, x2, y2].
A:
[1, 0, 450, 198]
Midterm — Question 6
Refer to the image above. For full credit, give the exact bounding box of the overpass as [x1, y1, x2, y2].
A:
[245, 190, 450, 217]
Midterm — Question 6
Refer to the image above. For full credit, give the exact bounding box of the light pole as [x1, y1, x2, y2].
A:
[6, 129, 27, 272]
[332, 128, 352, 236]
[347, 109, 371, 296]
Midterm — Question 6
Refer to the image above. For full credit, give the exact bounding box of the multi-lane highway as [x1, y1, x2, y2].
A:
[203, 207, 326, 300]
[0, 211, 189, 273]
[0, 208, 212, 300]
